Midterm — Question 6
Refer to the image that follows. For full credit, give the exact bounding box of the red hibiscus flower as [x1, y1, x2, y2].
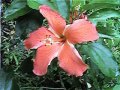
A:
[24, 5, 99, 77]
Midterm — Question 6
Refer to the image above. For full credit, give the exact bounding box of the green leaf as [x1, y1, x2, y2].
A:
[72, 0, 85, 9]
[4, 0, 31, 20]
[55, 0, 68, 19]
[82, 3, 119, 12]
[15, 10, 44, 39]
[98, 33, 113, 39]
[90, 0, 120, 4]
[89, 9, 120, 25]
[0, 69, 19, 90]
[27, 0, 56, 10]
[81, 42, 119, 77]
[113, 85, 120, 90]
[81, 0, 120, 13]
[97, 20, 120, 38]
[104, 88, 113, 90]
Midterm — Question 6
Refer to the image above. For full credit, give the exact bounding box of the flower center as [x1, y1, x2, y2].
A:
[42, 35, 66, 46]
[44, 35, 53, 46]
[60, 35, 66, 42]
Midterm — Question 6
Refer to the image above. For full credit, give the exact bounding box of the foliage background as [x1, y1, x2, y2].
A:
[1, 0, 120, 90]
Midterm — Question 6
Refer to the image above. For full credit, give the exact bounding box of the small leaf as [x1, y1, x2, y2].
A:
[12, 53, 19, 65]
[89, 9, 120, 25]
[27, 0, 56, 10]
[4, 0, 31, 20]
[81, 42, 119, 77]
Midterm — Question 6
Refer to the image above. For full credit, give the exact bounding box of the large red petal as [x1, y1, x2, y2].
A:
[58, 42, 88, 77]
[39, 5, 66, 36]
[65, 19, 99, 44]
[33, 43, 62, 76]
[24, 27, 55, 50]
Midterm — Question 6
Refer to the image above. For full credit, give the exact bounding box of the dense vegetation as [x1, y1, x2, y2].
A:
[1, 0, 120, 90]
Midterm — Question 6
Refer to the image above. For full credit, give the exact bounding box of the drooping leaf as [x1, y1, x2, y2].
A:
[27, 0, 56, 10]
[4, 0, 31, 20]
[88, 9, 120, 25]
[55, 0, 68, 19]
[15, 10, 44, 39]
[0, 69, 19, 90]
[81, 42, 119, 77]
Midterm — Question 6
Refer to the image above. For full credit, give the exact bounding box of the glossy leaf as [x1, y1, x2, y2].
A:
[4, 0, 31, 20]
[0, 69, 19, 90]
[27, 0, 56, 10]
[81, 42, 119, 77]
[89, 9, 120, 25]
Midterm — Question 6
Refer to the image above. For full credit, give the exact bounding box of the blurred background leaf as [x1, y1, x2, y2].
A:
[27, 0, 56, 10]
[4, 0, 31, 20]
[0, 69, 20, 90]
